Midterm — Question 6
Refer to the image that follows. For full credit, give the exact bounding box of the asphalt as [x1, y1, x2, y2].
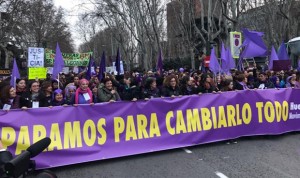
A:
[29, 133, 300, 178]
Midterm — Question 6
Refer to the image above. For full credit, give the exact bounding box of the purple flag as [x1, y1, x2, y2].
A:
[277, 42, 289, 60]
[269, 46, 279, 70]
[241, 29, 267, 58]
[98, 51, 106, 81]
[156, 49, 163, 74]
[226, 48, 236, 72]
[86, 55, 94, 80]
[10, 58, 20, 88]
[209, 47, 220, 74]
[220, 43, 228, 73]
[52, 43, 65, 79]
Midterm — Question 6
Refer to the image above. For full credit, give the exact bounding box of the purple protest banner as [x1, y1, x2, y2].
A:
[1, 89, 300, 169]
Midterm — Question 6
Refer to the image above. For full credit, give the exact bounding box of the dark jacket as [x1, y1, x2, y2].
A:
[142, 88, 161, 99]
[0, 95, 21, 109]
[254, 80, 275, 89]
[161, 86, 181, 97]
[20, 92, 41, 108]
[98, 87, 121, 102]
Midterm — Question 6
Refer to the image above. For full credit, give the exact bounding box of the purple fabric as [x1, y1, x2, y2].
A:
[157, 49, 163, 74]
[269, 46, 279, 70]
[209, 47, 220, 74]
[115, 48, 121, 75]
[52, 43, 65, 79]
[222, 45, 236, 74]
[1, 89, 300, 169]
[241, 29, 267, 58]
[221, 43, 228, 73]
[98, 51, 106, 81]
[277, 42, 289, 60]
[10, 58, 20, 88]
[86, 55, 94, 80]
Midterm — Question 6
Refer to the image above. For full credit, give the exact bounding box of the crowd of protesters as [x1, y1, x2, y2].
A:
[0, 63, 299, 110]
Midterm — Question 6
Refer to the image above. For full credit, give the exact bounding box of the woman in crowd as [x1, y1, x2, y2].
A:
[142, 77, 161, 99]
[119, 77, 139, 101]
[161, 74, 181, 97]
[295, 71, 300, 88]
[98, 78, 121, 102]
[199, 73, 217, 93]
[270, 76, 282, 88]
[71, 79, 93, 105]
[51, 89, 66, 106]
[64, 85, 76, 105]
[16, 79, 26, 96]
[0, 85, 21, 109]
[20, 80, 41, 108]
[180, 76, 198, 95]
[39, 81, 53, 107]
[234, 74, 249, 90]
[220, 79, 234, 92]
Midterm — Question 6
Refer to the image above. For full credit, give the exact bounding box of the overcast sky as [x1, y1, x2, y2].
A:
[53, 0, 94, 51]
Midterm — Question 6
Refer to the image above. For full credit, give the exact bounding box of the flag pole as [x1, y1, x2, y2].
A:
[14, 76, 16, 89]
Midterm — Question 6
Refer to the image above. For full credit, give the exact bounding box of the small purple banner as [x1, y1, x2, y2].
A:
[1, 89, 300, 169]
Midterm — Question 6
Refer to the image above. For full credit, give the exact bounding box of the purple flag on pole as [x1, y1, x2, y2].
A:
[220, 43, 228, 73]
[10, 58, 20, 88]
[115, 48, 121, 75]
[269, 46, 279, 70]
[98, 51, 106, 81]
[86, 55, 94, 80]
[209, 47, 220, 74]
[226, 48, 236, 72]
[277, 42, 289, 60]
[52, 43, 65, 79]
[240, 29, 267, 58]
[157, 49, 163, 75]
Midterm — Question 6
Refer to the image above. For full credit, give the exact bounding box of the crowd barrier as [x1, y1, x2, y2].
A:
[0, 88, 300, 169]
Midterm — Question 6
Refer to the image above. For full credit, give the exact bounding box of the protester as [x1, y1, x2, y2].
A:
[180, 76, 199, 95]
[142, 77, 161, 99]
[235, 74, 249, 90]
[15, 79, 27, 96]
[39, 81, 53, 107]
[198, 73, 217, 93]
[254, 72, 274, 89]
[51, 89, 66, 106]
[161, 74, 181, 97]
[20, 81, 41, 108]
[295, 71, 300, 88]
[119, 77, 139, 101]
[71, 79, 93, 105]
[64, 85, 76, 105]
[220, 79, 234, 92]
[98, 78, 121, 102]
[0, 85, 21, 109]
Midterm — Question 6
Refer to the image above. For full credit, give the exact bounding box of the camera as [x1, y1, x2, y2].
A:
[0, 137, 57, 178]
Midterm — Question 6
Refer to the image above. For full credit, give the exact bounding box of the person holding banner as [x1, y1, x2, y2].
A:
[0, 85, 21, 110]
[142, 77, 161, 99]
[98, 78, 121, 102]
[71, 79, 93, 105]
[161, 74, 181, 97]
[65, 85, 76, 105]
[254, 72, 275, 89]
[39, 81, 53, 107]
[295, 72, 300, 88]
[20, 81, 41, 108]
[51, 89, 67, 106]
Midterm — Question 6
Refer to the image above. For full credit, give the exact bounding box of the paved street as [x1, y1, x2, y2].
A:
[31, 133, 300, 178]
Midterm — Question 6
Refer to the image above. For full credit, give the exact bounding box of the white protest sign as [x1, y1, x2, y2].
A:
[28, 47, 44, 67]
[112, 61, 124, 75]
